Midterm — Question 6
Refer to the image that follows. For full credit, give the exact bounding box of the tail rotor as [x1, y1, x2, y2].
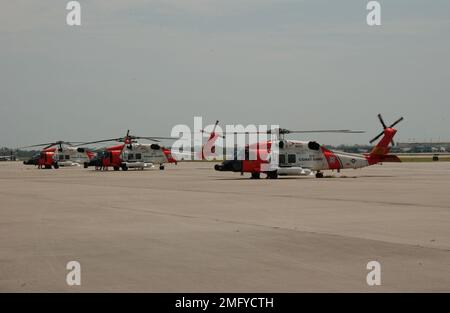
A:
[370, 114, 404, 146]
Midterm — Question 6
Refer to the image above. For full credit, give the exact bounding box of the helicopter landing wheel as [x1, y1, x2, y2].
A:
[266, 171, 278, 179]
[159, 165, 165, 170]
[251, 172, 261, 179]
[315, 172, 324, 178]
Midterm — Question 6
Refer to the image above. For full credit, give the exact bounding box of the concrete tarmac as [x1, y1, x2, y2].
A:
[0, 161, 449, 292]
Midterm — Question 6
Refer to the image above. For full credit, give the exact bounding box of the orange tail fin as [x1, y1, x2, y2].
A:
[367, 128, 401, 164]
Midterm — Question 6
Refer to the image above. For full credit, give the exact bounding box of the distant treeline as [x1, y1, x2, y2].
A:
[0, 148, 38, 159]
[328, 145, 440, 154]
[325, 145, 406, 154]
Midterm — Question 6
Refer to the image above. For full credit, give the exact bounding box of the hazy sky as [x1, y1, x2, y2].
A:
[1, 0, 449, 147]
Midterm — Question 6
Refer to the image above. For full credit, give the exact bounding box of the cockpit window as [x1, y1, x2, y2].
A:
[288, 154, 296, 163]
[308, 141, 321, 151]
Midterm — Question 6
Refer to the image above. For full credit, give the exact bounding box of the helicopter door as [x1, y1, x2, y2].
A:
[279, 154, 287, 166]
[288, 154, 296, 164]
[107, 152, 113, 163]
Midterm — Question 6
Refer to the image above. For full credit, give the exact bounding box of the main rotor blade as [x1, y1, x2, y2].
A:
[56, 141, 85, 147]
[225, 130, 365, 135]
[132, 136, 180, 142]
[20, 141, 84, 149]
[74, 139, 121, 146]
[19, 143, 56, 149]
[389, 117, 404, 128]
[132, 137, 161, 143]
[285, 130, 365, 134]
[67, 142, 85, 146]
[44, 143, 57, 150]
[378, 114, 387, 129]
[140, 136, 178, 140]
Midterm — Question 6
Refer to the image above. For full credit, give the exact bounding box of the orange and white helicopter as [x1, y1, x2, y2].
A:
[22, 141, 95, 169]
[214, 114, 403, 179]
[78, 131, 178, 171]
